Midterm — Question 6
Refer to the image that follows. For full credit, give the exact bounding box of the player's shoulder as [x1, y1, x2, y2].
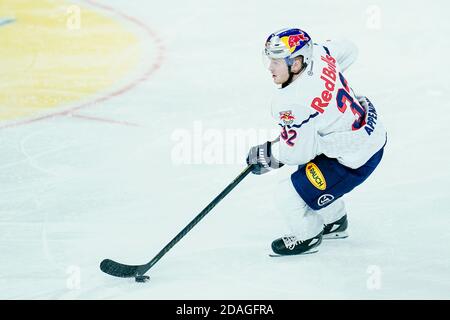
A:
[322, 38, 358, 54]
[271, 85, 317, 124]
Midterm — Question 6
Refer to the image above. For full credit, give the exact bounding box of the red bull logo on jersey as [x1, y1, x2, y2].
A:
[279, 110, 295, 125]
[306, 162, 326, 190]
[281, 32, 310, 53]
[310, 54, 337, 114]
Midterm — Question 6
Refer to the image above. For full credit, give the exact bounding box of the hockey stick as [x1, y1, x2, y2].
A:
[100, 164, 254, 281]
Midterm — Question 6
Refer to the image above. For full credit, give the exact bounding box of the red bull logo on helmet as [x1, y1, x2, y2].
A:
[281, 32, 310, 53]
[288, 33, 309, 48]
[265, 28, 311, 59]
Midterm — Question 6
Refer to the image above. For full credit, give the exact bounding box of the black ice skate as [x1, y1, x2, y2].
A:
[271, 232, 323, 256]
[323, 214, 348, 239]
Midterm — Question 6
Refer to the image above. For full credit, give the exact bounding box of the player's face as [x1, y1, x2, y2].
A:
[268, 59, 289, 85]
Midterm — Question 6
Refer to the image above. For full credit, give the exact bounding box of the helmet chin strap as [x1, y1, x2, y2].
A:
[281, 60, 307, 88]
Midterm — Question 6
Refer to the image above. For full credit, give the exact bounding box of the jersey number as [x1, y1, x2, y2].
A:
[337, 73, 366, 130]
[281, 126, 297, 146]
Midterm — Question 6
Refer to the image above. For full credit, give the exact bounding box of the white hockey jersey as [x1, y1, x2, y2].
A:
[271, 40, 387, 169]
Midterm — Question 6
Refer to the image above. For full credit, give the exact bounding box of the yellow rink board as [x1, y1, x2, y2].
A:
[0, 0, 141, 121]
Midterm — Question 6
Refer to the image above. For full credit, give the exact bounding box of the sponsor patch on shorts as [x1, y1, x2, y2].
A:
[318, 194, 334, 207]
[306, 162, 326, 190]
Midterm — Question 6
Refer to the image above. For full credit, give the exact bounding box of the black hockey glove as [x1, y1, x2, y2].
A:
[246, 141, 284, 175]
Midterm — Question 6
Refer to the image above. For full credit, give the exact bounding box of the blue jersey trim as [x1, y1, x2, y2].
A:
[279, 112, 319, 129]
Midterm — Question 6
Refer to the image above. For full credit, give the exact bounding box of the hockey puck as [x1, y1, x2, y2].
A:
[135, 275, 150, 283]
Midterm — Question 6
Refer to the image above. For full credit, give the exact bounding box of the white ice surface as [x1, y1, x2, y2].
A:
[1, 0, 449, 299]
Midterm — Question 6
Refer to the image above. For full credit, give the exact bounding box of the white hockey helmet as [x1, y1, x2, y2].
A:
[264, 28, 313, 67]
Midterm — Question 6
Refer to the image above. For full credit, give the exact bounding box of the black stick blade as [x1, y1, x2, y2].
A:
[100, 259, 141, 278]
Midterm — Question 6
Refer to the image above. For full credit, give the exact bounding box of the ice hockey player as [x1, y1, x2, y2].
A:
[247, 28, 387, 256]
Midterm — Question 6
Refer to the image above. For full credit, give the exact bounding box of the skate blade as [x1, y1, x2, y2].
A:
[323, 230, 348, 240]
[269, 248, 319, 257]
